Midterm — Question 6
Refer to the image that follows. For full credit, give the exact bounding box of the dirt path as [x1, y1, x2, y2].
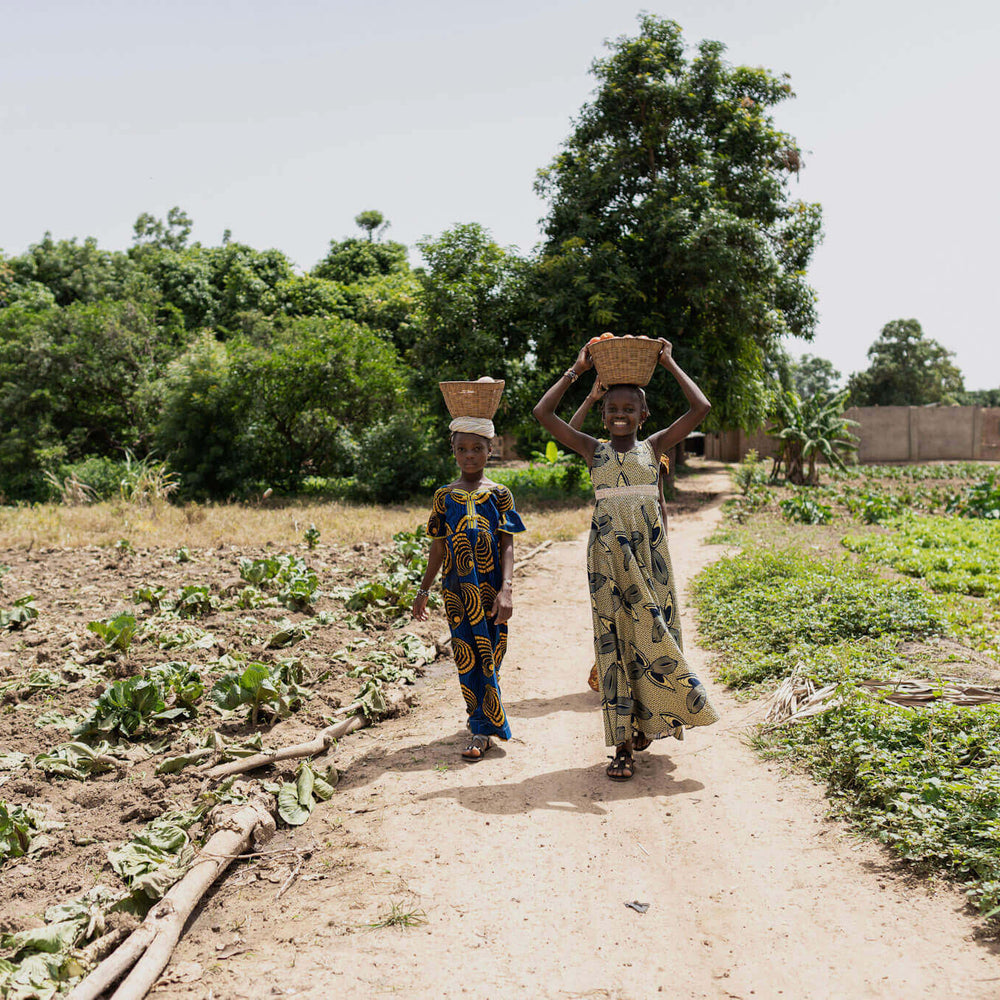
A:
[161, 468, 999, 999]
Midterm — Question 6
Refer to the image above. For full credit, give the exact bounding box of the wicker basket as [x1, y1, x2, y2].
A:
[587, 337, 661, 387]
[439, 379, 505, 419]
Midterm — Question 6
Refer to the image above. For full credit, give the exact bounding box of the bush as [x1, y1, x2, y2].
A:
[731, 448, 769, 494]
[779, 491, 832, 524]
[56, 455, 130, 500]
[154, 332, 253, 498]
[352, 413, 451, 503]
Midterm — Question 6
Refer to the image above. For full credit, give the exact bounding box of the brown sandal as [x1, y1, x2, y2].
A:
[462, 735, 494, 761]
[607, 746, 634, 781]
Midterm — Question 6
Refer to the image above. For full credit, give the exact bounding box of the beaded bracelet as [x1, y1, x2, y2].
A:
[563, 369, 579, 382]
[416, 588, 431, 598]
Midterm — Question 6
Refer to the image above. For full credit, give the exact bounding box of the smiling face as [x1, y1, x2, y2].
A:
[451, 432, 492, 479]
[602, 385, 649, 441]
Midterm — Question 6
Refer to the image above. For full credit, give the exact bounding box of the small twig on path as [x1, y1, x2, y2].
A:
[275, 857, 305, 901]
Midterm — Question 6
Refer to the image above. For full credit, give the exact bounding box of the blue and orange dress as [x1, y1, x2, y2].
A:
[427, 483, 525, 740]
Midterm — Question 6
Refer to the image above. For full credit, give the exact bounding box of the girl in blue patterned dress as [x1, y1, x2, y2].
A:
[412, 423, 525, 760]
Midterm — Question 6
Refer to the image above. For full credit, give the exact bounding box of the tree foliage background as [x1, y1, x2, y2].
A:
[532, 15, 823, 431]
[0, 15, 843, 502]
[847, 319, 965, 407]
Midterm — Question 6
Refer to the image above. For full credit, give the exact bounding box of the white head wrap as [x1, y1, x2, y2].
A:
[449, 417, 495, 439]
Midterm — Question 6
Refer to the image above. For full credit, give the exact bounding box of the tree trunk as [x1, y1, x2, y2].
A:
[786, 443, 805, 485]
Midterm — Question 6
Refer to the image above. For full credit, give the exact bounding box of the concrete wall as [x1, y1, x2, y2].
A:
[703, 406, 1000, 464]
[703, 426, 779, 463]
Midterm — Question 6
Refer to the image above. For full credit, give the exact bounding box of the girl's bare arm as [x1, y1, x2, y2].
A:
[568, 374, 606, 431]
[412, 537, 445, 621]
[646, 340, 711, 462]
[533, 346, 600, 464]
[490, 533, 514, 624]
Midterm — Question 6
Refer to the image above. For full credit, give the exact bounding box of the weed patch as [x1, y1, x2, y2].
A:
[758, 696, 1000, 915]
[692, 547, 948, 687]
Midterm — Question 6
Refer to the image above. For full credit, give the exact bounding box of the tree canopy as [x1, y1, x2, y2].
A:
[533, 14, 822, 429]
[847, 319, 964, 407]
[791, 354, 841, 402]
[0, 17, 847, 500]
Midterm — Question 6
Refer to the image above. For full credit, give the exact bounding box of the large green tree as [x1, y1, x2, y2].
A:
[0, 300, 172, 498]
[792, 353, 841, 402]
[847, 319, 964, 406]
[409, 223, 533, 429]
[533, 15, 822, 429]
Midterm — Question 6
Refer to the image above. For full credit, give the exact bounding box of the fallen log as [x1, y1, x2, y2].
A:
[200, 689, 411, 781]
[67, 786, 276, 1000]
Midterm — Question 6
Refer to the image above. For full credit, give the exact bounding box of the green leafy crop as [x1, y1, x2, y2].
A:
[73, 667, 198, 740]
[86, 612, 138, 652]
[0, 801, 43, 864]
[238, 553, 319, 610]
[778, 491, 833, 525]
[761, 696, 1000, 916]
[692, 547, 948, 687]
[0, 595, 38, 631]
[210, 659, 309, 726]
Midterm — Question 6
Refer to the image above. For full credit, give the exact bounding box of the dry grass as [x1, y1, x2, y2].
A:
[0, 499, 425, 550]
[0, 497, 594, 551]
[518, 503, 592, 545]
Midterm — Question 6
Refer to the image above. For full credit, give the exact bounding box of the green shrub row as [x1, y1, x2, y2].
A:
[843, 516, 1000, 601]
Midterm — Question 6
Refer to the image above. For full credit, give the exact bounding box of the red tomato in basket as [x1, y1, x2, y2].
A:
[599, 332, 615, 340]
[587, 336, 601, 346]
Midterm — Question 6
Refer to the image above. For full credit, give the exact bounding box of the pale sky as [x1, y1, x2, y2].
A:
[3, 0, 998, 388]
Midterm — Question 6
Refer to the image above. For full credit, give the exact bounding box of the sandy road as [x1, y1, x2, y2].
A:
[161, 468, 999, 999]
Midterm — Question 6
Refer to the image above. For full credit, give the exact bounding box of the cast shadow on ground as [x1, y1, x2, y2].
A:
[334, 728, 508, 791]
[335, 726, 702, 815]
[416, 751, 703, 816]
[503, 688, 598, 719]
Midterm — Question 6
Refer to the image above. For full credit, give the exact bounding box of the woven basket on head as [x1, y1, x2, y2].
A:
[587, 337, 661, 387]
[439, 379, 505, 419]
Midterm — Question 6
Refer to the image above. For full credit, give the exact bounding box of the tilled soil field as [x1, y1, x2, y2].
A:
[0, 534, 444, 956]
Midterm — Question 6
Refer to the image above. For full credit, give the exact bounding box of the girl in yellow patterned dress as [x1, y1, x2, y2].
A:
[412, 424, 525, 760]
[534, 338, 718, 780]
[569, 374, 672, 695]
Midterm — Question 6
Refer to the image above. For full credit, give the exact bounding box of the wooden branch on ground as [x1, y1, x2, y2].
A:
[200, 690, 412, 781]
[67, 787, 276, 1000]
[514, 539, 552, 573]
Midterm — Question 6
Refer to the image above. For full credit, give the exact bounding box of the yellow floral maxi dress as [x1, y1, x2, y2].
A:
[588, 440, 719, 747]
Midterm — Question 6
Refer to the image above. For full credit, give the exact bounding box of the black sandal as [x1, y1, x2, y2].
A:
[607, 746, 634, 781]
[462, 735, 493, 761]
